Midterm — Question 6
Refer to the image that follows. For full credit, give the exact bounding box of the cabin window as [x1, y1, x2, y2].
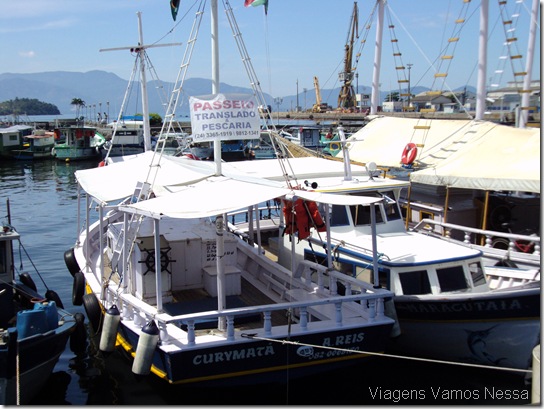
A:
[468, 261, 486, 286]
[436, 266, 468, 292]
[398, 270, 431, 295]
[419, 210, 434, 222]
[381, 191, 402, 221]
[330, 205, 350, 226]
[349, 204, 384, 226]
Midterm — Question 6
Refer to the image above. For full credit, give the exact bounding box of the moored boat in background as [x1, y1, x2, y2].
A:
[10, 130, 56, 160]
[52, 125, 105, 162]
[0, 125, 32, 158]
[220, 144, 540, 372]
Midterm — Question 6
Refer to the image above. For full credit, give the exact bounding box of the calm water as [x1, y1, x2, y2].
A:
[0, 158, 533, 405]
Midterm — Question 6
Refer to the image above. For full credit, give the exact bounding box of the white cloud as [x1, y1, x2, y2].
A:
[19, 51, 36, 58]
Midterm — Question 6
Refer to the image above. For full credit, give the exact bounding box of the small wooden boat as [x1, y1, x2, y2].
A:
[0, 200, 78, 405]
[52, 126, 105, 162]
[10, 130, 55, 160]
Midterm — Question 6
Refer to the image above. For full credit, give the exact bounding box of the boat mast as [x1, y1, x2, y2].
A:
[519, 0, 538, 128]
[99, 12, 181, 152]
[211, 0, 222, 176]
[475, 0, 488, 121]
[370, 0, 384, 115]
[137, 12, 152, 151]
[211, 0, 226, 330]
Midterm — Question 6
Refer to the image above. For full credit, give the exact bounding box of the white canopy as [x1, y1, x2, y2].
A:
[339, 116, 540, 193]
[75, 152, 214, 202]
[338, 116, 475, 168]
[120, 176, 291, 219]
[121, 176, 383, 220]
[410, 125, 541, 193]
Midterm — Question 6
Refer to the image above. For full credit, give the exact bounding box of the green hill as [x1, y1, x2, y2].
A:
[0, 97, 61, 115]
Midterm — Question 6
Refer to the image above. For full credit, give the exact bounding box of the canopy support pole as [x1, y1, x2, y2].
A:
[480, 191, 490, 245]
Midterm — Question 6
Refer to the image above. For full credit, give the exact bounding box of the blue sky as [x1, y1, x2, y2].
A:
[0, 0, 540, 99]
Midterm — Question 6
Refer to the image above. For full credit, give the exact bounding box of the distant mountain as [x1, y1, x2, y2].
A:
[0, 71, 475, 117]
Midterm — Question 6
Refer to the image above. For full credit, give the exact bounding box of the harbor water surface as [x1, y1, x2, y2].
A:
[0, 159, 533, 405]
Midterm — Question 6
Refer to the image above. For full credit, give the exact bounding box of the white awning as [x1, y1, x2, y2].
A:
[291, 190, 382, 206]
[120, 175, 383, 220]
[339, 116, 540, 194]
[120, 176, 291, 219]
[410, 125, 540, 193]
[75, 152, 215, 202]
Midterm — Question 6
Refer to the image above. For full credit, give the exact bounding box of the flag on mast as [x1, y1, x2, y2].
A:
[244, 0, 268, 15]
[170, 0, 181, 21]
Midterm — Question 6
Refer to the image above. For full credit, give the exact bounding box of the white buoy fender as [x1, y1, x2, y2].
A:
[99, 305, 121, 353]
[132, 320, 159, 376]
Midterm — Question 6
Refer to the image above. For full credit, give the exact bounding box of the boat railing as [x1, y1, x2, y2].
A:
[411, 218, 541, 267]
[109, 258, 394, 347]
[306, 235, 377, 261]
[412, 218, 540, 254]
[227, 203, 282, 226]
[152, 285, 393, 346]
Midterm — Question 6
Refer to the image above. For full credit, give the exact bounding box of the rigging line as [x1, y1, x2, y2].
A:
[150, 0, 201, 46]
[263, 11, 272, 99]
[222, 0, 299, 189]
[16, 241, 49, 289]
[241, 334, 532, 374]
[144, 51, 172, 115]
[497, 0, 526, 89]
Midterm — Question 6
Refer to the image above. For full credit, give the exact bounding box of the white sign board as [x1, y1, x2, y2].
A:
[189, 93, 260, 142]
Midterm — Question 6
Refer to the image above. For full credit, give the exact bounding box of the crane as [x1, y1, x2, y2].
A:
[312, 76, 329, 113]
[337, 2, 358, 110]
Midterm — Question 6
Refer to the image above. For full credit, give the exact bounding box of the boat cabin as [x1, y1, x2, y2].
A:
[106, 217, 241, 304]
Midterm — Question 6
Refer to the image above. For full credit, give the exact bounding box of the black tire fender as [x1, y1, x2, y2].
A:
[82, 293, 103, 333]
[64, 248, 80, 277]
[72, 271, 85, 306]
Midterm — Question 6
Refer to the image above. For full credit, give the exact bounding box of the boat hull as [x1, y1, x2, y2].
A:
[102, 145, 144, 158]
[114, 318, 394, 386]
[0, 318, 76, 405]
[53, 146, 101, 161]
[391, 284, 541, 370]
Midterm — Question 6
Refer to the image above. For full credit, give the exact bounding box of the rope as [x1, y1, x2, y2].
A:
[241, 333, 532, 375]
[16, 341, 20, 405]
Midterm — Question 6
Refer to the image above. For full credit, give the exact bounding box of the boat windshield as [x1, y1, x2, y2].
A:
[436, 265, 468, 292]
[398, 270, 432, 295]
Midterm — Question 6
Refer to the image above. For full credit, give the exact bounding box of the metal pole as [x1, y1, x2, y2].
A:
[211, 0, 222, 175]
[407, 63, 413, 108]
[475, 0, 488, 120]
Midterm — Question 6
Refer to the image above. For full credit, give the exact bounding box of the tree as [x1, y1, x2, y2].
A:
[71, 98, 86, 119]
[385, 91, 401, 102]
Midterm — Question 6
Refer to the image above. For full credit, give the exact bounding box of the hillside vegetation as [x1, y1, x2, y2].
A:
[0, 97, 60, 115]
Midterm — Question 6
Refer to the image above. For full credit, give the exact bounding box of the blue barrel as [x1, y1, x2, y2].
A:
[33, 301, 58, 331]
[16, 309, 47, 339]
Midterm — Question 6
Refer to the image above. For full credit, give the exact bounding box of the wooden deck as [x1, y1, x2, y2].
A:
[169, 278, 291, 329]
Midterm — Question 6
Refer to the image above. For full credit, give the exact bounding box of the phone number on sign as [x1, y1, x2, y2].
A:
[194, 130, 259, 139]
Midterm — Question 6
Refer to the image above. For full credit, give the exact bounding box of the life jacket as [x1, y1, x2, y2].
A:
[282, 199, 326, 240]
[294, 199, 311, 240]
[307, 201, 326, 232]
[282, 200, 296, 236]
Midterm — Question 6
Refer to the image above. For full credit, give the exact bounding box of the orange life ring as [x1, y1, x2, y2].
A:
[401, 143, 418, 165]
